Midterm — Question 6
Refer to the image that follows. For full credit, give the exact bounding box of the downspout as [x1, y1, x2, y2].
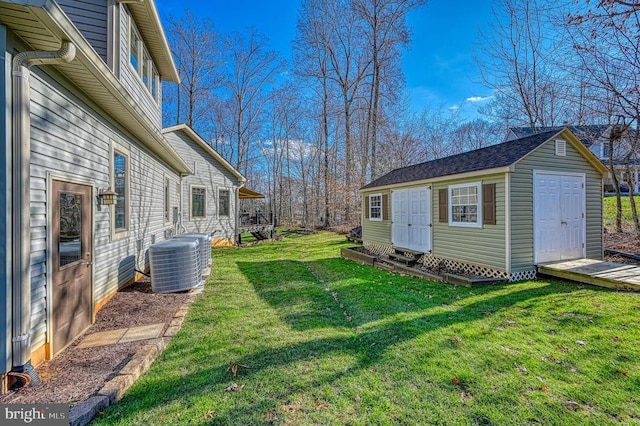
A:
[178, 174, 186, 233]
[11, 42, 76, 386]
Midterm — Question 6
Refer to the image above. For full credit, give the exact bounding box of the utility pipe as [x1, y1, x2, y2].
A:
[11, 42, 76, 383]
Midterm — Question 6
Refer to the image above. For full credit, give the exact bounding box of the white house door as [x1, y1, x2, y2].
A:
[534, 172, 585, 263]
[392, 187, 431, 252]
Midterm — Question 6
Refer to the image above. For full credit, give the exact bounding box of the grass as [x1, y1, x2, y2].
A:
[96, 231, 640, 425]
[603, 196, 636, 231]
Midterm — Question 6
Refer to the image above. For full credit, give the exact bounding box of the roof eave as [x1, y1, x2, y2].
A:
[359, 166, 512, 193]
[0, 1, 192, 174]
[162, 124, 246, 183]
[118, 0, 179, 83]
[511, 128, 609, 175]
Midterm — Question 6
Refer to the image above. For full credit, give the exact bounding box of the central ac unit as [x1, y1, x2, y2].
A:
[149, 239, 202, 293]
[173, 233, 212, 276]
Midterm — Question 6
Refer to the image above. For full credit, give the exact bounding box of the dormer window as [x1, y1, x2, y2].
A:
[128, 14, 160, 103]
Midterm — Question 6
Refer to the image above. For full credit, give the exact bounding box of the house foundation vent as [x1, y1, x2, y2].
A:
[149, 239, 202, 293]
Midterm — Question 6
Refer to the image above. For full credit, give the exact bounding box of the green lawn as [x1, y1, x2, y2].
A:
[604, 196, 637, 231]
[96, 232, 640, 425]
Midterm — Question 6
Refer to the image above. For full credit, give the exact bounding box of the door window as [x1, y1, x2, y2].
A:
[58, 192, 83, 267]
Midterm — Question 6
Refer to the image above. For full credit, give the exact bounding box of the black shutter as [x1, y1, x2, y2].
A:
[438, 188, 448, 223]
[382, 194, 389, 220]
[482, 183, 496, 225]
[364, 195, 370, 219]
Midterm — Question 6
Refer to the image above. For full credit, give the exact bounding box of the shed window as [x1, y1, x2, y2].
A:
[555, 139, 566, 156]
[191, 186, 206, 219]
[449, 182, 482, 227]
[219, 189, 230, 217]
[369, 194, 382, 221]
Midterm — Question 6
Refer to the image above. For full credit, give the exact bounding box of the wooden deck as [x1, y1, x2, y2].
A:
[537, 259, 640, 291]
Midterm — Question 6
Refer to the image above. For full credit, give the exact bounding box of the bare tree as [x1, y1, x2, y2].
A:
[477, 0, 567, 130]
[566, 0, 640, 238]
[352, 0, 426, 180]
[164, 11, 222, 127]
[220, 29, 285, 175]
[450, 119, 502, 153]
[293, 0, 334, 226]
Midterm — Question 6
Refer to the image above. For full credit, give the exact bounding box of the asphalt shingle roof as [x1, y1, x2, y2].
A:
[508, 125, 609, 147]
[362, 130, 560, 190]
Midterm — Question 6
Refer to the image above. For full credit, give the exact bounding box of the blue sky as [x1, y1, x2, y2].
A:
[156, 0, 495, 119]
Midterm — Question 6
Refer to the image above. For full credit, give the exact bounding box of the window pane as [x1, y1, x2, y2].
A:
[192, 187, 206, 218]
[370, 195, 382, 219]
[151, 65, 159, 99]
[142, 49, 150, 88]
[130, 29, 139, 70]
[450, 184, 480, 225]
[114, 152, 127, 230]
[59, 192, 82, 267]
[219, 190, 230, 217]
[164, 178, 170, 222]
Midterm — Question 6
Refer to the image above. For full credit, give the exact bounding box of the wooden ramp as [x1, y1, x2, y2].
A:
[538, 259, 640, 291]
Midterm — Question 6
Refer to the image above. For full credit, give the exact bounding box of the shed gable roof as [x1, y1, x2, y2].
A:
[362, 128, 607, 191]
[507, 125, 610, 147]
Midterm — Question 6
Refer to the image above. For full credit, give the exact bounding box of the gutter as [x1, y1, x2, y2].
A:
[10, 41, 76, 387]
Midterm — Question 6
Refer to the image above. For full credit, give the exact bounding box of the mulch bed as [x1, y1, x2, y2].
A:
[0, 278, 194, 406]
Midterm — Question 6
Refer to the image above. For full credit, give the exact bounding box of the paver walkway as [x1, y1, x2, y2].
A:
[77, 323, 166, 348]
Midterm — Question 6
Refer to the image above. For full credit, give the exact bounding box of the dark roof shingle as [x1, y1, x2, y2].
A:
[508, 125, 609, 147]
[362, 130, 560, 190]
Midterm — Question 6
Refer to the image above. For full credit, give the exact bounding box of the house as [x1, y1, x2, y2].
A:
[360, 128, 608, 282]
[506, 125, 640, 194]
[0, 0, 194, 392]
[163, 124, 247, 246]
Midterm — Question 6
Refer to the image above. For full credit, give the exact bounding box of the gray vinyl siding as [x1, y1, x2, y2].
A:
[57, 0, 108, 62]
[26, 63, 179, 352]
[432, 175, 507, 271]
[1, 26, 10, 375]
[118, 5, 161, 128]
[165, 131, 240, 241]
[511, 137, 604, 271]
[361, 189, 392, 247]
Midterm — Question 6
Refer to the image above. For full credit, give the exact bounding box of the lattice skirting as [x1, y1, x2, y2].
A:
[363, 242, 394, 256]
[362, 242, 537, 282]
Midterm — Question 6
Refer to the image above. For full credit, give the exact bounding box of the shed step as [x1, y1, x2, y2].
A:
[388, 252, 418, 266]
[392, 247, 424, 257]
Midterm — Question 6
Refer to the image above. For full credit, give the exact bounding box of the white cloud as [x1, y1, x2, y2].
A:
[465, 95, 493, 103]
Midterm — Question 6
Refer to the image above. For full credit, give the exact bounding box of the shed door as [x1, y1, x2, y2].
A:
[52, 180, 93, 355]
[392, 189, 409, 249]
[534, 172, 585, 263]
[392, 187, 431, 253]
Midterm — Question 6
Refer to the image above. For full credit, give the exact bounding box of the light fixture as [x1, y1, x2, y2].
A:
[97, 188, 118, 206]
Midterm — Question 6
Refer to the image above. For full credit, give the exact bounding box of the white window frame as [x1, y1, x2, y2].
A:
[111, 142, 130, 239]
[448, 182, 482, 228]
[369, 193, 383, 221]
[127, 8, 161, 104]
[190, 185, 207, 220]
[164, 176, 171, 224]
